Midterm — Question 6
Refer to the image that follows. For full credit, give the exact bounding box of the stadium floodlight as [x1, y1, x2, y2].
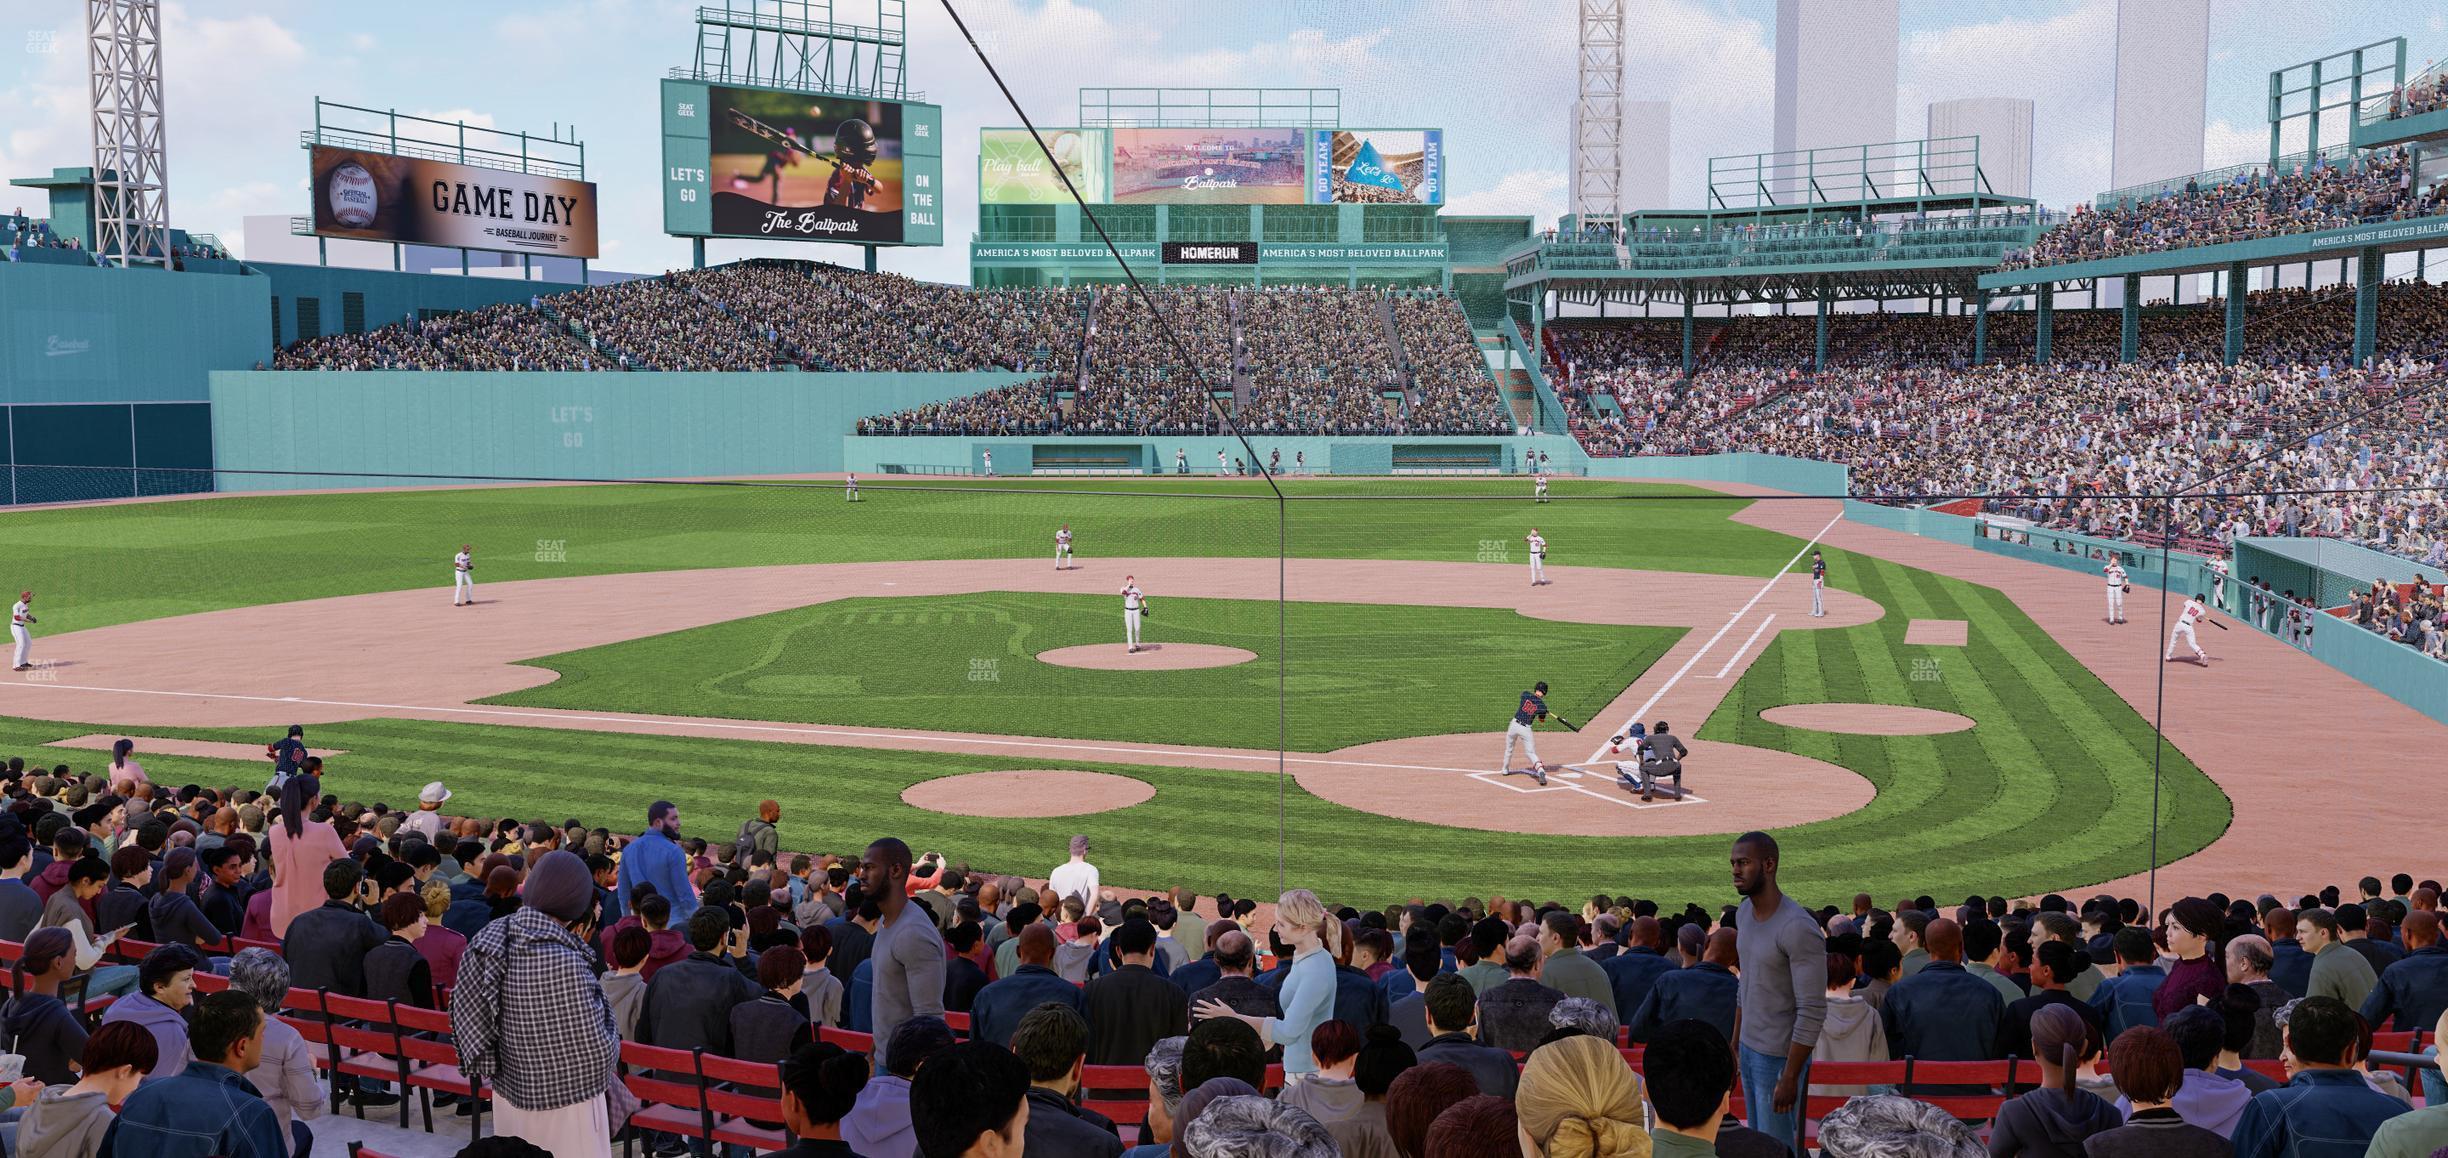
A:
[1573, 0, 1623, 226]
[86, 0, 171, 268]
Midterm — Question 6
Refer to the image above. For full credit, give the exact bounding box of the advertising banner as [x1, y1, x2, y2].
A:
[707, 86, 912, 243]
[1112, 127, 1305, 204]
[1311, 130, 1443, 204]
[308, 145, 599, 258]
[980, 128, 1109, 204]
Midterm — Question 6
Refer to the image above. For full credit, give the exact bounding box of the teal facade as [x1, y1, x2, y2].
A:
[844, 431, 1585, 476]
[1, 260, 269, 403]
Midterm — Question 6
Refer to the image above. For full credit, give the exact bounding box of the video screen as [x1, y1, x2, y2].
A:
[1111, 128, 1304, 204]
[708, 87, 908, 243]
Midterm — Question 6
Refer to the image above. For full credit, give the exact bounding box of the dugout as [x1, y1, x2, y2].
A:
[1389, 443, 1504, 474]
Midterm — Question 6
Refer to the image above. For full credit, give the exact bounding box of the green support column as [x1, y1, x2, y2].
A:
[1812, 287, 1830, 372]
[864, 245, 878, 273]
[2035, 286, 2053, 366]
[2224, 262, 2247, 365]
[692, 238, 705, 270]
[2119, 273, 2140, 364]
[2354, 245, 2381, 365]
[1681, 298, 1695, 375]
[1973, 291, 1989, 366]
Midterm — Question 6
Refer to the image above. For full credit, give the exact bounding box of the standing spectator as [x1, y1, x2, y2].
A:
[842, 1017, 956, 1158]
[860, 838, 944, 1076]
[364, 893, 435, 1010]
[1986, 1004, 2119, 1157]
[1881, 918, 2007, 1064]
[226, 948, 325, 1157]
[730, 801, 779, 870]
[2093, 927, 2169, 1039]
[2228, 995, 2410, 1158]
[2158, 898, 2232, 1020]
[1731, 830, 1825, 1148]
[2087, 1026, 2233, 1158]
[906, 1042, 1031, 1158]
[265, 777, 343, 940]
[2263, 910, 2314, 998]
[1470, 934, 1568, 1053]
[13, 1021, 155, 1158]
[615, 802, 696, 924]
[99, 944, 200, 1080]
[1084, 917, 1187, 1067]
[452, 849, 622, 1158]
[1515, 1033, 1646, 1155]
[103, 740, 145, 798]
[2, 929, 91, 1085]
[1626, 928, 1740, 1045]
[2360, 909, 2448, 1033]
[1048, 835, 1099, 910]
[1009, 1003, 1124, 1158]
[95, 991, 287, 1158]
[1195, 889, 1337, 1081]
[2300, 909, 2379, 1009]
[402, 782, 449, 844]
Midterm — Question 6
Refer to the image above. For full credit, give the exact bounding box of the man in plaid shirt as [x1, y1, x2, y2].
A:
[454, 849, 623, 1158]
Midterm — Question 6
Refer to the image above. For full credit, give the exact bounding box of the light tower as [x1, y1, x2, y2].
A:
[1573, 0, 1623, 228]
[86, 0, 171, 267]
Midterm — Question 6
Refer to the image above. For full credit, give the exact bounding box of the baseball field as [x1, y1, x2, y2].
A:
[0, 476, 2231, 904]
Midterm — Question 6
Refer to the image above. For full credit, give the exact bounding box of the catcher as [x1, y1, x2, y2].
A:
[1609, 720, 1688, 802]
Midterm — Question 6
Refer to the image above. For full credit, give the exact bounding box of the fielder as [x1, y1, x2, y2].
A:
[1217, 449, 1229, 475]
[1534, 471, 1550, 503]
[981, 450, 993, 477]
[1526, 528, 1548, 586]
[2208, 555, 2230, 610]
[452, 545, 475, 607]
[9, 591, 33, 671]
[1056, 525, 1074, 570]
[1500, 681, 1565, 786]
[2165, 592, 2220, 664]
[845, 472, 860, 502]
[1121, 575, 1148, 653]
[1810, 551, 1828, 617]
[2104, 558, 2128, 624]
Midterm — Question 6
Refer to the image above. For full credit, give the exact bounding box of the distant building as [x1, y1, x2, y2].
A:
[1928, 98, 2035, 199]
[2110, 0, 2208, 192]
[1572, 100, 1670, 217]
[1773, 0, 1899, 194]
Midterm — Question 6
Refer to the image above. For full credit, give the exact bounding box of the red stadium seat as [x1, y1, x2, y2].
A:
[699, 1052, 793, 1152]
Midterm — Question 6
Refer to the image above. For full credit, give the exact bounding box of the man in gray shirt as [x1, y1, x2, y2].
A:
[1732, 830, 1825, 1154]
[862, 837, 945, 1074]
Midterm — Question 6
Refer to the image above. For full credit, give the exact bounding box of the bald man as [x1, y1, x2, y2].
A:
[2361, 909, 2447, 1033]
[1878, 916, 2006, 1067]
[1625, 926, 1740, 1044]
[969, 923, 1085, 1048]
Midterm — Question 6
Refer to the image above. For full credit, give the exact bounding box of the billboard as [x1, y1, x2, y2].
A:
[1311, 130, 1442, 204]
[661, 80, 944, 246]
[307, 145, 600, 258]
[980, 128, 1108, 204]
[1111, 128, 1304, 204]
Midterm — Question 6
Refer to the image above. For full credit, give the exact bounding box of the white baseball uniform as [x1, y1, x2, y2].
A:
[1056, 529, 1073, 569]
[453, 550, 474, 606]
[2105, 562, 2127, 623]
[845, 473, 859, 501]
[1534, 473, 1549, 502]
[1217, 450, 1229, 474]
[2209, 558, 2230, 609]
[1526, 532, 1547, 585]
[981, 450, 993, 476]
[2166, 598, 2208, 661]
[1811, 571, 1826, 617]
[1122, 582, 1145, 650]
[10, 600, 30, 669]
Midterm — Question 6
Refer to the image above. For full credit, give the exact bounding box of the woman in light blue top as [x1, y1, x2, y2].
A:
[1194, 888, 1336, 1077]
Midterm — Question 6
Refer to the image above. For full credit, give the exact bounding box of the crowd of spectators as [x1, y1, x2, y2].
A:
[1238, 287, 1402, 435]
[1391, 294, 1513, 436]
[2003, 148, 2448, 271]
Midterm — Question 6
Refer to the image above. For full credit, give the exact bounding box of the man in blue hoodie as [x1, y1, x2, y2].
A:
[616, 800, 696, 923]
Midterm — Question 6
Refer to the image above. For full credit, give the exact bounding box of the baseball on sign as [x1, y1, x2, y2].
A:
[328, 162, 379, 228]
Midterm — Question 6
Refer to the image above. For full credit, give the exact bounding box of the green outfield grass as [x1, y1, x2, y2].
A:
[482, 593, 1682, 752]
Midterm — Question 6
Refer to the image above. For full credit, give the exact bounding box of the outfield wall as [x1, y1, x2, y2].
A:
[845, 432, 1586, 476]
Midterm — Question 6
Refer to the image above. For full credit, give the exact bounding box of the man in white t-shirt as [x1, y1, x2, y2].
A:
[1048, 835, 1098, 908]
[452, 546, 474, 607]
[1122, 575, 1147, 652]
[2165, 593, 2214, 664]
[2104, 559, 2128, 625]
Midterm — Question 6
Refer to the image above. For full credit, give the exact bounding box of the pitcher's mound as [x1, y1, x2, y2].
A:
[1761, 703, 1975, 735]
[901, 771, 1154, 817]
[1037, 643, 1256, 670]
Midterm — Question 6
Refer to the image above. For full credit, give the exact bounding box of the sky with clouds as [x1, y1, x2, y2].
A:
[1, 0, 2440, 285]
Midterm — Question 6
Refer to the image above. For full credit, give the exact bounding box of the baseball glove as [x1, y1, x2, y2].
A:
[2123, 584, 2133, 592]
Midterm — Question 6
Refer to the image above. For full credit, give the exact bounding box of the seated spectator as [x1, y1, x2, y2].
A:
[1626, 927, 1740, 1045]
[1814, 948, 1889, 1098]
[1180, 1016, 1267, 1093]
[1476, 934, 1569, 1052]
[2092, 1025, 2233, 1158]
[730, 945, 813, 1073]
[144, 849, 220, 951]
[2006, 941, 2107, 1062]
[285, 859, 386, 1001]
[2301, 908, 2379, 1010]
[2364, 1011, 2448, 1157]
[2229, 995, 2411, 1158]
[1814, 1094, 1986, 1158]
[1600, 915, 1675, 1023]
[1119, 1036, 1187, 1158]
[1186, 929, 1281, 1026]
[1, 928, 92, 1085]
[13, 1021, 155, 1158]
[971, 925, 1084, 1049]
[2360, 908, 2447, 1033]
[226, 947, 325, 1155]
[1422, 1093, 1518, 1158]
[1008, 1001, 1122, 1158]
[1084, 917, 1187, 1067]
[1178, 1095, 1337, 1156]
[602, 925, 650, 1041]
[96, 991, 287, 1158]
[2092, 927, 2169, 1040]
[1277, 1019, 1368, 1129]
[768, 1040, 868, 1158]
[1386, 1062, 1481, 1158]
[365, 892, 436, 1009]
[942, 923, 988, 1013]
[907, 1041, 1030, 1158]
[1414, 973, 1517, 1099]
[1643, 1017, 1745, 1156]
[1987, 1003, 2119, 1157]
[2225, 937, 2287, 1058]
[37, 857, 138, 998]
[98, 943, 201, 1080]
[795, 924, 844, 1029]
[96, 847, 154, 943]
[2141, 1004, 2256, 1138]
[1516, 1033, 1646, 1156]
[637, 907, 762, 1058]
[842, 1016, 956, 1158]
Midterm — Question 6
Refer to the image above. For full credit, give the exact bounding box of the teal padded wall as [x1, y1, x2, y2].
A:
[248, 262, 587, 339]
[0, 262, 270, 402]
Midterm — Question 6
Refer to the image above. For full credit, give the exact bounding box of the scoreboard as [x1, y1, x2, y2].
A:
[662, 79, 943, 247]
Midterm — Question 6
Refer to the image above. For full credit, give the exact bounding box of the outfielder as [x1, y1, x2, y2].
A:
[1526, 528, 1548, 586]
[2104, 558, 2128, 624]
[1501, 681, 1556, 786]
[1534, 471, 1550, 503]
[1810, 551, 1828, 617]
[9, 591, 33, 671]
[1056, 525, 1074, 570]
[452, 545, 475, 607]
[845, 472, 860, 502]
[2165, 593, 2215, 664]
[1121, 575, 1148, 653]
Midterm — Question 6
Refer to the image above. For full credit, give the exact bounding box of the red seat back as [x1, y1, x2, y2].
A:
[1079, 1063, 1149, 1127]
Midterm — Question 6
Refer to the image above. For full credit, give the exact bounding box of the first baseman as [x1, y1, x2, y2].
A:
[10, 591, 33, 671]
[1122, 575, 1147, 652]
[1056, 524, 1074, 570]
[453, 544, 475, 607]
[1500, 681, 1552, 785]
[2104, 558, 2128, 624]
[1526, 528, 1548, 586]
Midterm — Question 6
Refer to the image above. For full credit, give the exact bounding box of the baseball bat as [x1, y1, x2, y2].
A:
[1551, 715, 1581, 733]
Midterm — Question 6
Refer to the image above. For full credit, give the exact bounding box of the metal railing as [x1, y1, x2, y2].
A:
[299, 129, 586, 181]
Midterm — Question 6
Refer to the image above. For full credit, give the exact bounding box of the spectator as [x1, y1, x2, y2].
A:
[601, 925, 650, 1041]
[1007, 1002, 1123, 1158]
[1180, 1017, 1268, 1093]
[1815, 1094, 1986, 1158]
[1601, 915, 1675, 1023]
[1055, 915, 1103, 984]
[1644, 1018, 1745, 1156]
[2299, 909, 2379, 1009]
[1814, 949, 1891, 1099]
[941, 923, 988, 1012]
[842, 1016, 956, 1158]
[1049, 835, 1098, 909]
[1179, 1095, 1337, 1156]
[95, 991, 287, 1158]
[2229, 995, 2410, 1158]
[38, 857, 137, 998]
[2226, 937, 2288, 1058]
[2, 929, 91, 1085]
[2093, 927, 2169, 1039]
[226, 947, 325, 1156]
[2364, 1014, 2448, 1157]
[971, 925, 1084, 1048]
[730, 800, 779, 870]
[861, 838, 945, 1075]
[1965, 919, 2025, 1008]
[1627, 927, 1740, 1045]
[2360, 909, 2447, 1033]
[98, 944, 200, 1080]
[2087, 1025, 2234, 1158]
[2159, 898, 2232, 1020]
[285, 858, 386, 1006]
[97, 847, 153, 943]
[1385, 1062, 1481, 1158]
[2264, 910, 2314, 999]
[1385, 928, 1442, 1047]
[265, 776, 345, 940]
[1536, 910, 1615, 1018]
[1732, 830, 1826, 1148]
[2210, 986, 2284, 1094]
[1475, 933, 1570, 1052]
[1320, 1024, 1412, 1158]
[0, 836, 44, 942]
[1894, 910, 1933, 978]
[1119, 1035, 1187, 1158]
[452, 849, 622, 1158]
[2145, 1004, 2256, 1138]
[2005, 941, 2108, 1062]
[1516, 1032, 1646, 1156]
[616, 801, 696, 924]
[907, 1041, 1031, 1158]
[1547, 995, 1616, 1042]
[767, 1040, 868, 1158]
[797, 924, 845, 1029]
[1276, 1020, 1369, 1133]
[731, 945, 813, 1074]
[1084, 917, 1187, 1067]
[1987, 1003, 2119, 1157]
[365, 892, 435, 1010]
[638, 907, 762, 1058]
[1194, 889, 1336, 1079]
[1186, 929, 1281, 1026]
[1422, 1093, 1517, 1158]
[1882, 918, 2007, 1066]
[13, 1021, 154, 1158]
[146, 849, 220, 950]
[402, 782, 449, 844]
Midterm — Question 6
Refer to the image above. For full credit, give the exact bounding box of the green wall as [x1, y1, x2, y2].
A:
[248, 262, 587, 345]
[0, 262, 270, 403]
[842, 432, 1584, 476]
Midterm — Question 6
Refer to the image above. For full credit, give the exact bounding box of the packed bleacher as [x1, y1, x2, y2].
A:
[3, 743, 2439, 1158]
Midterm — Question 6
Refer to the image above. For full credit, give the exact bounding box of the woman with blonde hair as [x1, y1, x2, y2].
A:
[1194, 889, 1336, 1081]
[1515, 1033, 1650, 1158]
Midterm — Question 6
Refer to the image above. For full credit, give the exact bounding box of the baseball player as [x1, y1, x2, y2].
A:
[1525, 528, 1548, 586]
[2165, 592, 2216, 664]
[981, 450, 994, 477]
[1217, 449, 1229, 475]
[1534, 471, 1550, 503]
[9, 591, 33, 671]
[2104, 558, 2128, 624]
[1175, 448, 1188, 475]
[2208, 555, 2230, 610]
[845, 472, 860, 502]
[1500, 681, 1554, 786]
[1810, 551, 1828, 618]
[452, 545, 475, 607]
[1605, 722, 1650, 793]
[1121, 575, 1148, 653]
[1294, 450, 1307, 475]
[1056, 525, 1074, 570]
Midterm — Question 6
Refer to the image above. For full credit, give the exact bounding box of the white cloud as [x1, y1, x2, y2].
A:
[1443, 168, 1568, 228]
[2202, 118, 2266, 169]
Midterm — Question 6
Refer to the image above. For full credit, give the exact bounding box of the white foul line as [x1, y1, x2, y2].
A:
[1712, 614, 1776, 679]
[1584, 510, 1842, 763]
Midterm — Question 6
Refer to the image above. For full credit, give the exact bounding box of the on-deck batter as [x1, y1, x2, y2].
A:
[452, 545, 475, 607]
[2166, 593, 2213, 664]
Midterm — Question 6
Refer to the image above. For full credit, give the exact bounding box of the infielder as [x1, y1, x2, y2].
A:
[1500, 681, 1556, 785]
[1534, 471, 1550, 503]
[2103, 558, 2128, 624]
[2165, 592, 2216, 664]
[1526, 528, 1548, 586]
[452, 545, 475, 607]
[2208, 555, 2230, 610]
[845, 472, 860, 502]
[1056, 524, 1074, 570]
[9, 591, 33, 671]
[1810, 551, 1828, 617]
[1121, 575, 1148, 653]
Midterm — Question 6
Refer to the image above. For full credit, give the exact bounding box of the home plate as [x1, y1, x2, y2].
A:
[1558, 762, 1704, 807]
